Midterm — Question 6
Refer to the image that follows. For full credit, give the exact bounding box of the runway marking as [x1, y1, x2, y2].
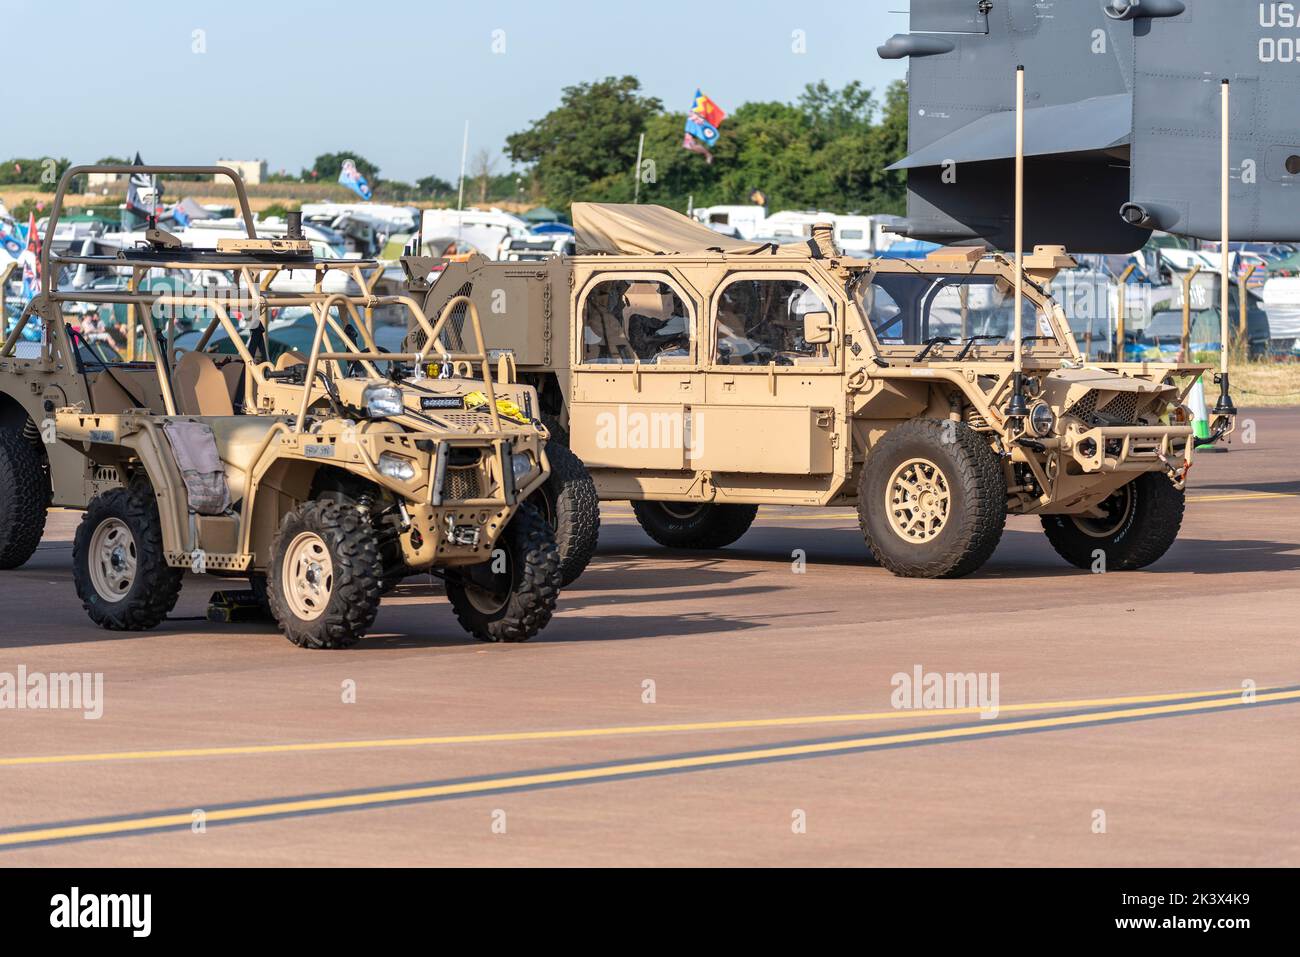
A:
[0, 685, 1275, 769]
[601, 493, 1297, 523]
[1186, 491, 1296, 503]
[1, 686, 1296, 850]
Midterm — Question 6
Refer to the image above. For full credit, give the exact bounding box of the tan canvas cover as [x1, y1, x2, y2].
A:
[572, 203, 815, 259]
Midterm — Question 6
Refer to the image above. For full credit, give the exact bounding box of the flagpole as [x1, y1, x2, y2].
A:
[1214, 78, 1236, 419]
[633, 133, 645, 204]
[1007, 65, 1029, 423]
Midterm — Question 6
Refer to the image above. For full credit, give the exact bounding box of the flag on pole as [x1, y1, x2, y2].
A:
[123, 152, 160, 230]
[0, 217, 22, 258]
[683, 89, 726, 163]
[125, 153, 154, 217]
[20, 211, 41, 302]
[691, 90, 727, 128]
[338, 159, 373, 200]
[682, 134, 714, 164]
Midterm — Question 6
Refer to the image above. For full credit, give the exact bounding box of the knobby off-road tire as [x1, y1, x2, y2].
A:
[534, 439, 600, 586]
[267, 500, 382, 649]
[1040, 472, 1185, 571]
[73, 485, 183, 630]
[446, 502, 561, 643]
[631, 501, 758, 549]
[0, 421, 51, 569]
[858, 419, 1007, 579]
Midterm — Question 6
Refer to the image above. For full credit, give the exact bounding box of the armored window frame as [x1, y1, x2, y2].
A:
[708, 271, 839, 370]
[573, 272, 697, 369]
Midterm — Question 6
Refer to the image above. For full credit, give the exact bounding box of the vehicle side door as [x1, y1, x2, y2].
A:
[694, 268, 843, 478]
[567, 269, 702, 471]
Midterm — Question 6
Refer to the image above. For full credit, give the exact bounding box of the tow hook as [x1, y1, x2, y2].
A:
[443, 513, 481, 547]
[1155, 448, 1190, 489]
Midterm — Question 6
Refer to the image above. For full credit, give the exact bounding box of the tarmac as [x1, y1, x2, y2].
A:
[1, 407, 1297, 866]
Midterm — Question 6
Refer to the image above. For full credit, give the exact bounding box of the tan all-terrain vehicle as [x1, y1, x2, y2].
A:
[3, 165, 561, 647]
[401, 202, 1231, 579]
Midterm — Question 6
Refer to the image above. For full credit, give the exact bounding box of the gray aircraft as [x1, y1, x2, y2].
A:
[879, 0, 1300, 252]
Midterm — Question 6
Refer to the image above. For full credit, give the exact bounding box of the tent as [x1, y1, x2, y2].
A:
[572, 203, 817, 259]
[522, 206, 562, 224]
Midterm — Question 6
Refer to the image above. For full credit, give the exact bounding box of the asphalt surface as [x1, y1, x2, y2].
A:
[1, 408, 1297, 866]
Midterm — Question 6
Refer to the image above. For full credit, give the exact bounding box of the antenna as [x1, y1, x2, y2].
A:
[457, 120, 470, 246]
[1006, 65, 1030, 421]
[1213, 78, 1237, 419]
[633, 133, 646, 204]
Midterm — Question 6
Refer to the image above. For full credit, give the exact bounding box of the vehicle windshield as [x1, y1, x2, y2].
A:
[853, 271, 1064, 354]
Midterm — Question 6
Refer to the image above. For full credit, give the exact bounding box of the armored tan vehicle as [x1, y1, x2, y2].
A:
[2, 164, 561, 647]
[402, 203, 1228, 578]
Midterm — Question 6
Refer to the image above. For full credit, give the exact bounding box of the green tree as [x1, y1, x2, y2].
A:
[501, 77, 911, 217]
[417, 174, 454, 199]
[0, 157, 72, 192]
[865, 80, 909, 215]
[505, 76, 663, 208]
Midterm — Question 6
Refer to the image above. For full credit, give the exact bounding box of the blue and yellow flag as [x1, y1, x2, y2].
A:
[683, 90, 727, 161]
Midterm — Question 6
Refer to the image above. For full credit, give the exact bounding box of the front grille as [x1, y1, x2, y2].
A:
[436, 411, 494, 429]
[442, 467, 482, 501]
[1098, 392, 1138, 424]
[1064, 390, 1099, 421]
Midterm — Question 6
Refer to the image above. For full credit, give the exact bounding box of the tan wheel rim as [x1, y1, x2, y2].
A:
[463, 550, 515, 615]
[886, 457, 951, 544]
[282, 531, 333, 621]
[88, 517, 136, 602]
[659, 502, 705, 521]
[1070, 484, 1134, 538]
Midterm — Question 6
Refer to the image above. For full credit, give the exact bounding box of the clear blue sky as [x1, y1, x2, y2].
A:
[8, 0, 908, 183]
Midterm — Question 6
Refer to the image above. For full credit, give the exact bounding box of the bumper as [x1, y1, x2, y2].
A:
[1062, 423, 1196, 474]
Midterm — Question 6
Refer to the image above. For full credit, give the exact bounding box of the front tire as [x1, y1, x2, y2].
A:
[73, 485, 183, 629]
[631, 501, 758, 549]
[446, 502, 560, 642]
[534, 440, 600, 586]
[0, 420, 51, 569]
[858, 419, 1006, 578]
[1041, 473, 1185, 571]
[267, 500, 382, 649]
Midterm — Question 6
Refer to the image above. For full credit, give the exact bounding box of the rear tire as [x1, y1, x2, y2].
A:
[446, 503, 560, 642]
[73, 485, 183, 629]
[0, 420, 51, 570]
[631, 501, 758, 549]
[858, 419, 1006, 578]
[534, 439, 599, 586]
[267, 500, 382, 649]
[1041, 473, 1185, 571]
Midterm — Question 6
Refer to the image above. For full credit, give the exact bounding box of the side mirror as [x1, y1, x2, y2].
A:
[802, 310, 834, 345]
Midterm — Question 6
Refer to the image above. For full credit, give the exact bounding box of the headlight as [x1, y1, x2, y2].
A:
[511, 452, 534, 481]
[377, 452, 416, 482]
[363, 385, 403, 418]
[1029, 401, 1056, 437]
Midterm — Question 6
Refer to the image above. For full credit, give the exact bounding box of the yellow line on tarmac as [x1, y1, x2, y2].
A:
[2, 687, 1295, 849]
[0, 685, 1272, 769]
[1187, 492, 1296, 503]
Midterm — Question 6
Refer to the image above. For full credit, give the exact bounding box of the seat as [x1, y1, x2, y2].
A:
[217, 359, 246, 411]
[174, 351, 235, 416]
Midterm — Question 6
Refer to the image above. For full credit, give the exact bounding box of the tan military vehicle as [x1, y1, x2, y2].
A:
[402, 202, 1229, 578]
[3, 164, 561, 647]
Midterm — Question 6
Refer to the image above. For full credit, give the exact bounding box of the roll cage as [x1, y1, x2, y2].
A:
[2, 164, 505, 432]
